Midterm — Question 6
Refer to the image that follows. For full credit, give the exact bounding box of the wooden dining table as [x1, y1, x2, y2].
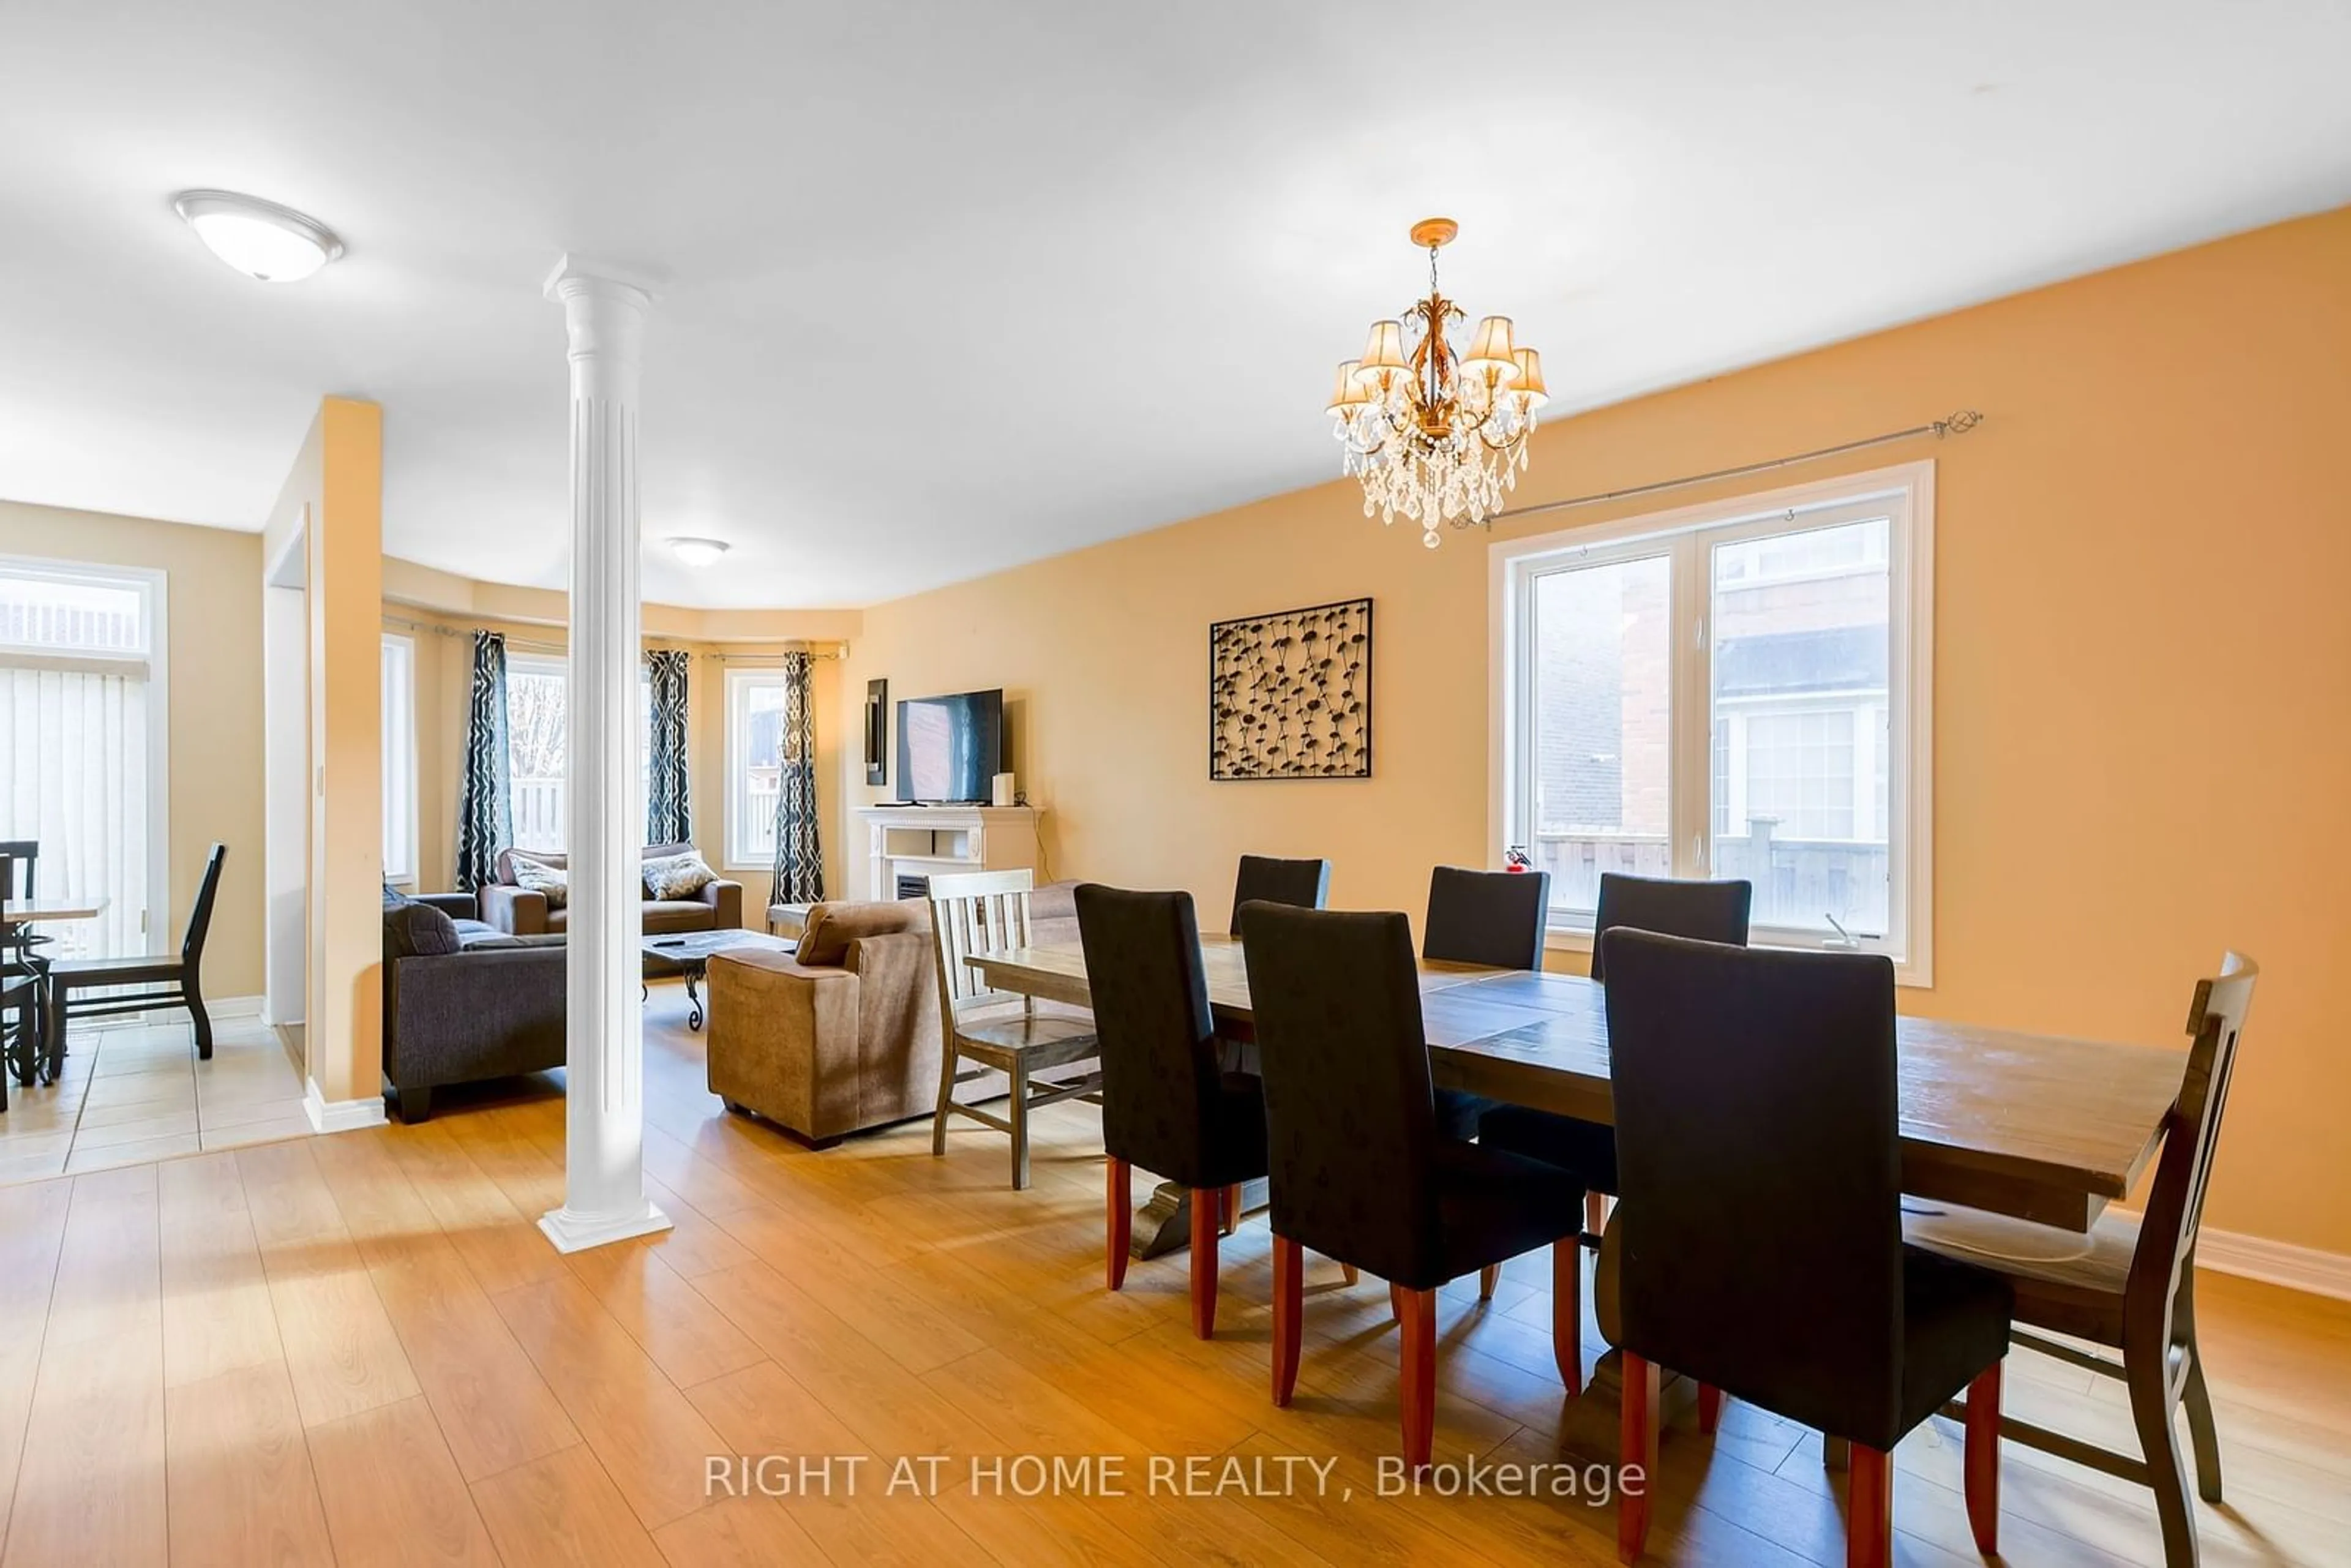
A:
[970, 932, 2190, 1458]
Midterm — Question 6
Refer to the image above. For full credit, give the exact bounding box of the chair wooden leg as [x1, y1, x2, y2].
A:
[929, 1039, 959, 1157]
[1618, 1351, 1659, 1564]
[1848, 1444, 1892, 1568]
[2127, 1327, 2200, 1568]
[1963, 1360, 2001, 1556]
[1105, 1158, 1132, 1291]
[2177, 1280, 2224, 1504]
[1339, 1262, 1359, 1286]
[1389, 1281, 1405, 1323]
[1398, 1287, 1435, 1469]
[1222, 1183, 1240, 1237]
[1697, 1384, 1723, 1435]
[1585, 1189, 1607, 1241]
[1478, 1264, 1499, 1301]
[187, 982, 212, 1060]
[1189, 1185, 1220, 1338]
[1822, 1434, 1850, 1471]
[1272, 1234, 1303, 1406]
[1008, 1058, 1032, 1190]
[1552, 1239, 1582, 1394]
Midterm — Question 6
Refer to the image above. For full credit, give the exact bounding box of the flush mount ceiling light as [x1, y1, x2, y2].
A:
[171, 190, 344, 282]
[1325, 217, 1548, 547]
[667, 537, 730, 567]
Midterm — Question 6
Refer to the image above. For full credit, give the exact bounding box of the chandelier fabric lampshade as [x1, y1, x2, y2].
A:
[1464, 315, 1519, 377]
[1323, 219, 1545, 547]
[1357, 320, 1410, 381]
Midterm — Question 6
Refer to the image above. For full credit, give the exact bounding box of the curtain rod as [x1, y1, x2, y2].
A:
[380, 613, 846, 659]
[1488, 410, 1983, 525]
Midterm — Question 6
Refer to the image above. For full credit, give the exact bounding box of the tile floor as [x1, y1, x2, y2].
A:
[0, 1010, 314, 1182]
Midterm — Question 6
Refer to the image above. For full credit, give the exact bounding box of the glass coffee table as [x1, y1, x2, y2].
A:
[642, 928, 797, 1031]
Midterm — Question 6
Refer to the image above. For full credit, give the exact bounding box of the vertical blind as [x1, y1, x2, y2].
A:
[0, 661, 150, 959]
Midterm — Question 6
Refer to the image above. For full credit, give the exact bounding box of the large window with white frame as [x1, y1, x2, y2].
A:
[0, 556, 169, 959]
[1493, 462, 1933, 983]
[380, 632, 418, 884]
[724, 666, 789, 869]
[503, 651, 656, 855]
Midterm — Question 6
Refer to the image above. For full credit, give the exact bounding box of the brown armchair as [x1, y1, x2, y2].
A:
[480, 841, 742, 936]
[705, 899, 942, 1146]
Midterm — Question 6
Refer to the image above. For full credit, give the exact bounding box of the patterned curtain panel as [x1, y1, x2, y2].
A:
[770, 651, 823, 906]
[644, 648, 692, 845]
[454, 629, 513, 890]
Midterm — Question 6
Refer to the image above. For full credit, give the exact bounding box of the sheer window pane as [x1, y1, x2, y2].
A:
[727, 672, 787, 866]
[507, 659, 568, 853]
[380, 634, 416, 881]
[1526, 553, 1672, 915]
[1709, 518, 1891, 935]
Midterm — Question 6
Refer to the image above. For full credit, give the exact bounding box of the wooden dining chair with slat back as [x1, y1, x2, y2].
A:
[45, 843, 227, 1076]
[925, 868, 1101, 1190]
[1909, 952, 2257, 1568]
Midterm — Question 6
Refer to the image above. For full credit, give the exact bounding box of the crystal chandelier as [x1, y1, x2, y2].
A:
[1325, 218, 1548, 547]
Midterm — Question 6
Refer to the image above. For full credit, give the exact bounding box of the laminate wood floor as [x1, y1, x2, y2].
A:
[0, 981, 2344, 1566]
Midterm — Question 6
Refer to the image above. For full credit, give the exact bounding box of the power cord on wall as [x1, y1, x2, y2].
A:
[1015, 789, 1054, 882]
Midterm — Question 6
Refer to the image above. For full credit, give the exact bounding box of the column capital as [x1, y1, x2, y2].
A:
[541, 252, 660, 309]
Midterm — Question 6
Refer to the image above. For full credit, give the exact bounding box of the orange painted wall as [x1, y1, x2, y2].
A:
[842, 206, 2351, 1256]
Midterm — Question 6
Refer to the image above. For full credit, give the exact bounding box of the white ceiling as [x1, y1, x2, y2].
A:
[4, 2, 2348, 608]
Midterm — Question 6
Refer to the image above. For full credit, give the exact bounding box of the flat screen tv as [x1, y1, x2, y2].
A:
[895, 688, 1005, 805]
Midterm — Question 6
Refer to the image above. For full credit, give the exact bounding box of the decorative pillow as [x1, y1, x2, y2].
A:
[509, 853, 570, 909]
[643, 852, 717, 901]
[383, 881, 414, 910]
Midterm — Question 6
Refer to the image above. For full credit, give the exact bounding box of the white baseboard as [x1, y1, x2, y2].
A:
[212, 994, 265, 1019]
[303, 1078, 388, 1135]
[2197, 1227, 2351, 1302]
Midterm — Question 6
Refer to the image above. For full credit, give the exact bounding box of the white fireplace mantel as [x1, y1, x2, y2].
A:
[859, 804, 1042, 899]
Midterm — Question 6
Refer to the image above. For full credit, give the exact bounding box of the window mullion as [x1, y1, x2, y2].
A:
[1668, 533, 1710, 878]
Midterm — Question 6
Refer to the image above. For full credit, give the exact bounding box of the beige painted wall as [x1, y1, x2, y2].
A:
[263, 398, 383, 1107]
[384, 572, 855, 913]
[0, 500, 266, 997]
[841, 205, 2351, 1256]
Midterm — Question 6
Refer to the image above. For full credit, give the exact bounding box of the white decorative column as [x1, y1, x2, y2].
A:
[539, 255, 671, 1253]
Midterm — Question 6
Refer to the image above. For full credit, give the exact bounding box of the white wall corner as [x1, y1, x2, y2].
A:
[304, 1077, 388, 1135]
[2196, 1227, 2351, 1303]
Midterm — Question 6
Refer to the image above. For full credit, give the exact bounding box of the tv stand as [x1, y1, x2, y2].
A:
[858, 803, 1041, 899]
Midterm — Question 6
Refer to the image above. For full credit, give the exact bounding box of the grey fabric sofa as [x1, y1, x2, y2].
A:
[479, 841, 743, 937]
[383, 892, 567, 1122]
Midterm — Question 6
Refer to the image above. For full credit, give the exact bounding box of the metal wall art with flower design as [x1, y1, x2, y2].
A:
[1208, 597, 1373, 781]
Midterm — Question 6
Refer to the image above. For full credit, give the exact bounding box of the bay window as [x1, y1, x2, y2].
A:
[1493, 463, 1933, 982]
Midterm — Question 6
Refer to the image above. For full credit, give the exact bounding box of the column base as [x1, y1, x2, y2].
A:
[538, 1200, 673, 1255]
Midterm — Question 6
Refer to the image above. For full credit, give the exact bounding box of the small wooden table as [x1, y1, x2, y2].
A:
[2, 899, 108, 1087]
[642, 929, 795, 1031]
[970, 934, 2189, 1460]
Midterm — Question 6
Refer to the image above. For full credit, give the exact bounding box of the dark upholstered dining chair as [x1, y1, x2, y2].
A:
[1419, 865, 1551, 1144]
[1602, 929, 2011, 1567]
[1910, 953, 2257, 1568]
[1076, 884, 1269, 1338]
[1239, 902, 1585, 1468]
[1482, 873, 1753, 1243]
[1227, 855, 1330, 935]
[44, 844, 227, 1075]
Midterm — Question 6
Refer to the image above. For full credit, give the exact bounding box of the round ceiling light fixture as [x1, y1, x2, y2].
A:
[172, 190, 344, 282]
[667, 537, 730, 567]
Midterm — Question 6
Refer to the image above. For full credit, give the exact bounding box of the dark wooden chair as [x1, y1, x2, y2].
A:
[1482, 873, 1753, 1244]
[44, 844, 226, 1074]
[1077, 885, 1269, 1337]
[1227, 855, 1330, 934]
[1910, 952, 2257, 1568]
[1602, 929, 2011, 1567]
[1419, 865, 1551, 1145]
[0, 972, 33, 1111]
[1239, 901, 1585, 1468]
